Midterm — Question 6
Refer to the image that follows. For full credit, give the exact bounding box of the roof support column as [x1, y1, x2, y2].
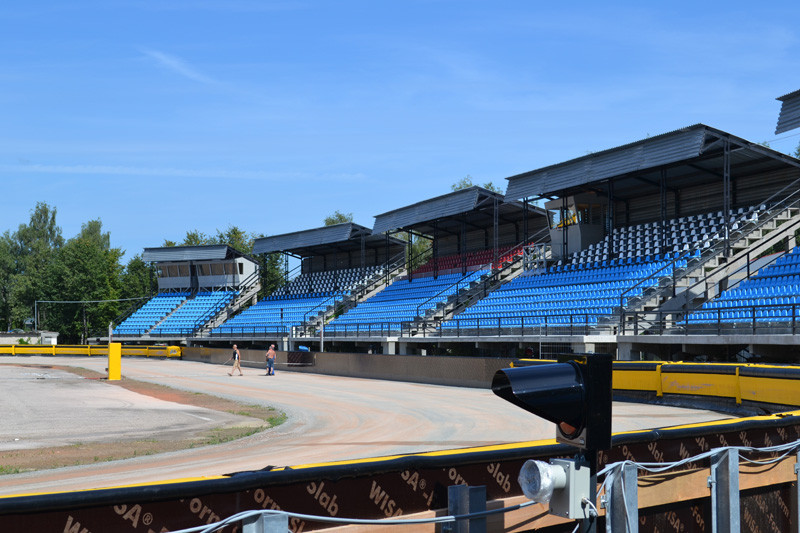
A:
[523, 197, 529, 243]
[661, 169, 667, 254]
[433, 220, 439, 279]
[385, 233, 390, 285]
[493, 196, 500, 266]
[608, 180, 615, 260]
[562, 195, 569, 259]
[723, 139, 732, 257]
[461, 215, 467, 275]
[284, 253, 290, 290]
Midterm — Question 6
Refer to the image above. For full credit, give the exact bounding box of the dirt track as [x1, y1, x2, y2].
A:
[0, 356, 731, 497]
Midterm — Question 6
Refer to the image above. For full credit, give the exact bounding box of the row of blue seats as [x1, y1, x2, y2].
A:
[686, 247, 800, 323]
[329, 271, 486, 326]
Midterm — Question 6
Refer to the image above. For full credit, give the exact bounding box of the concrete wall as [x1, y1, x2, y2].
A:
[181, 346, 516, 389]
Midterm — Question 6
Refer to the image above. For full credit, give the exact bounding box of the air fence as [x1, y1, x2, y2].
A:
[1, 359, 800, 531]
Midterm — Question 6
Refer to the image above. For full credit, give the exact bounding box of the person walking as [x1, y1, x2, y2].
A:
[266, 344, 276, 376]
[228, 344, 243, 376]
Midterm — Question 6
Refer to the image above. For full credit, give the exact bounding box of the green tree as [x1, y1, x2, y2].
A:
[7, 202, 64, 330]
[0, 234, 14, 331]
[40, 219, 123, 343]
[215, 225, 253, 253]
[323, 210, 353, 226]
[795, 141, 800, 159]
[181, 230, 214, 246]
[120, 254, 157, 300]
[451, 175, 503, 194]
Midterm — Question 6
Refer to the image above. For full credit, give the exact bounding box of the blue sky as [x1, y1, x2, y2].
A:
[1, 1, 799, 262]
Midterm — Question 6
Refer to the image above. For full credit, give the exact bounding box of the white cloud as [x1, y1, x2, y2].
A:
[140, 48, 217, 85]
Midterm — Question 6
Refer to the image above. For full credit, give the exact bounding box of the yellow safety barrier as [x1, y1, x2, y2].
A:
[0, 344, 181, 358]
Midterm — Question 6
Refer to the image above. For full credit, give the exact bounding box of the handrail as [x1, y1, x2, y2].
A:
[676, 213, 800, 314]
[412, 270, 488, 319]
[621, 300, 800, 336]
[618, 185, 800, 312]
[191, 269, 262, 336]
[498, 227, 551, 269]
[413, 231, 552, 320]
[297, 251, 408, 336]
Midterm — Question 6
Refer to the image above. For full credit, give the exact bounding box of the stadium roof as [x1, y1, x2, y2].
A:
[372, 186, 544, 236]
[776, 89, 800, 135]
[252, 222, 405, 258]
[142, 245, 253, 263]
[505, 124, 800, 202]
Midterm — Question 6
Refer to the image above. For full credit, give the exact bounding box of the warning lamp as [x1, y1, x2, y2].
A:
[492, 353, 612, 451]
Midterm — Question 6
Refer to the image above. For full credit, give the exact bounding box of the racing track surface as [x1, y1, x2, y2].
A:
[0, 357, 732, 497]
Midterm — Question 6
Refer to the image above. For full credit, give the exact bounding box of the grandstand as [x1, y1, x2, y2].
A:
[111, 245, 259, 340]
[288, 125, 800, 360]
[209, 223, 406, 340]
[108, 124, 800, 361]
[311, 187, 549, 345]
[326, 269, 488, 336]
[441, 256, 689, 335]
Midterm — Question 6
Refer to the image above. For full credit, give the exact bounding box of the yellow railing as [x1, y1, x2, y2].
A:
[517, 359, 800, 409]
[0, 344, 181, 358]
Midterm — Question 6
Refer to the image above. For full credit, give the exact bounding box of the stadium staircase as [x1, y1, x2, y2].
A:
[293, 253, 408, 337]
[618, 194, 800, 333]
[408, 232, 551, 336]
[200, 271, 261, 332]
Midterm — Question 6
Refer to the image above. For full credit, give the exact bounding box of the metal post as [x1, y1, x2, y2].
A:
[608, 180, 615, 259]
[493, 197, 499, 267]
[562, 196, 569, 258]
[445, 485, 486, 533]
[606, 462, 638, 533]
[708, 448, 740, 533]
[523, 197, 529, 243]
[660, 169, 667, 253]
[579, 452, 598, 533]
[433, 220, 439, 279]
[794, 450, 800, 533]
[723, 139, 732, 257]
[242, 512, 289, 533]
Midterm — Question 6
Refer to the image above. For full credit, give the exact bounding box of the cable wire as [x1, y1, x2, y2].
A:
[170, 500, 537, 533]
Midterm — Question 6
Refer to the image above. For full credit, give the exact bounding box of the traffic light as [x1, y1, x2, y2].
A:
[492, 353, 612, 450]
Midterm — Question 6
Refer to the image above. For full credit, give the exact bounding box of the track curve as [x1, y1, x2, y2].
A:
[0, 357, 730, 496]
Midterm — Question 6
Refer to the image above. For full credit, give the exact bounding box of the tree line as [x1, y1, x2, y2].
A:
[0, 176, 536, 341]
[0, 202, 284, 343]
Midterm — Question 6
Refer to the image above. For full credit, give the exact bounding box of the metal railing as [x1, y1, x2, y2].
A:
[316, 322, 401, 338]
[619, 182, 800, 315]
[301, 252, 407, 325]
[413, 270, 489, 319]
[208, 325, 289, 338]
[402, 311, 616, 338]
[621, 301, 800, 336]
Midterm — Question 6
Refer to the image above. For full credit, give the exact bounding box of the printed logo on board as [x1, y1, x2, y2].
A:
[306, 481, 339, 517]
[487, 462, 512, 493]
[368, 480, 403, 517]
[400, 470, 434, 507]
